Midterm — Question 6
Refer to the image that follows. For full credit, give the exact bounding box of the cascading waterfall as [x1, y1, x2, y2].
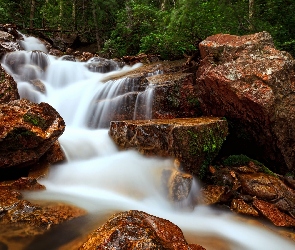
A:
[2, 36, 295, 250]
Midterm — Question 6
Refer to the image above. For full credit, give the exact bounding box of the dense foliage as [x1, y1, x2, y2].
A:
[0, 0, 294, 59]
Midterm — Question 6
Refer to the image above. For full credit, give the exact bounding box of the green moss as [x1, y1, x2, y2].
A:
[223, 154, 277, 177]
[285, 172, 295, 178]
[23, 113, 46, 129]
[188, 127, 226, 179]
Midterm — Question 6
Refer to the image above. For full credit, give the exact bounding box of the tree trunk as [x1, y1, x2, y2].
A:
[59, 0, 63, 32]
[72, 0, 77, 31]
[92, 1, 101, 52]
[249, 0, 254, 30]
[30, 0, 35, 29]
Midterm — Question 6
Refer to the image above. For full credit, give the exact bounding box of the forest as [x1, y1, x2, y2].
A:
[0, 0, 294, 60]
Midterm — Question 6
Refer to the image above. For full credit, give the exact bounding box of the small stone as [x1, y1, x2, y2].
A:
[199, 185, 226, 205]
[231, 198, 259, 216]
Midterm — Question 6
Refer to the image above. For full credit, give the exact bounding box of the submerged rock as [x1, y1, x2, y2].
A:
[161, 167, 194, 205]
[79, 210, 205, 250]
[0, 187, 86, 249]
[0, 99, 65, 168]
[109, 117, 228, 177]
[197, 31, 295, 174]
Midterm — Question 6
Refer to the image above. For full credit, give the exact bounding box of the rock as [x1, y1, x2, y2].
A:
[161, 168, 194, 204]
[79, 210, 205, 250]
[148, 73, 202, 119]
[109, 117, 228, 176]
[0, 177, 45, 191]
[253, 199, 295, 227]
[2, 51, 49, 81]
[196, 31, 295, 174]
[88, 61, 200, 128]
[86, 57, 123, 73]
[0, 99, 65, 168]
[0, 30, 20, 59]
[122, 53, 160, 65]
[0, 65, 19, 104]
[198, 185, 226, 205]
[238, 173, 295, 215]
[231, 198, 259, 216]
[30, 79, 46, 93]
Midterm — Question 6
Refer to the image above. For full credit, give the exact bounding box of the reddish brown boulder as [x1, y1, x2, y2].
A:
[0, 65, 19, 104]
[79, 210, 205, 250]
[0, 99, 65, 168]
[196, 31, 295, 174]
[109, 117, 228, 176]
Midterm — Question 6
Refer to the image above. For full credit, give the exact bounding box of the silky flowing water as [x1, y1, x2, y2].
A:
[2, 36, 295, 250]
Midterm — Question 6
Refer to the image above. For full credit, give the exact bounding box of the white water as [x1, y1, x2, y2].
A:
[3, 36, 295, 250]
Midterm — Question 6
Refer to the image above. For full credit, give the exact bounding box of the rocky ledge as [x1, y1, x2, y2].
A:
[109, 117, 228, 177]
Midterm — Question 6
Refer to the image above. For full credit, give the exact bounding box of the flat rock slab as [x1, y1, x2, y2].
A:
[109, 117, 228, 177]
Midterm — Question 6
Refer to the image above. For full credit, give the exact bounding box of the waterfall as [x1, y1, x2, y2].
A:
[2, 36, 295, 250]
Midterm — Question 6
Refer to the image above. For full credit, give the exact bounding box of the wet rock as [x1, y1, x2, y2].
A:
[109, 117, 228, 176]
[86, 56, 123, 73]
[0, 30, 20, 59]
[79, 210, 205, 250]
[231, 198, 259, 216]
[123, 53, 160, 65]
[162, 168, 194, 203]
[60, 55, 76, 61]
[284, 176, 295, 190]
[196, 31, 295, 174]
[0, 177, 45, 191]
[148, 73, 202, 119]
[0, 99, 65, 168]
[3, 51, 49, 81]
[0, 65, 19, 104]
[198, 185, 226, 205]
[0, 180, 86, 248]
[30, 79, 46, 93]
[253, 199, 295, 227]
[239, 173, 295, 214]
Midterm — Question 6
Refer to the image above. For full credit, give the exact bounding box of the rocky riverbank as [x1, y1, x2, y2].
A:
[0, 24, 295, 249]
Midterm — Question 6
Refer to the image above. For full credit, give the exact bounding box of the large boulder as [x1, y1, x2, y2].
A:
[196, 31, 295, 174]
[0, 99, 65, 168]
[79, 210, 205, 250]
[109, 117, 228, 177]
